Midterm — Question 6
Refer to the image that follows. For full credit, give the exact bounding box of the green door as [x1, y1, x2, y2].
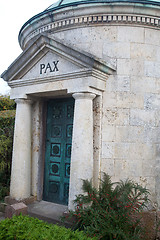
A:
[43, 98, 74, 205]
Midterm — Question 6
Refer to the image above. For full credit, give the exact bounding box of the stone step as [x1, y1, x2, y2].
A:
[0, 201, 73, 227]
[27, 201, 73, 227]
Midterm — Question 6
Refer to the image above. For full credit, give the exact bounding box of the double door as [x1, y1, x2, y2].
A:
[43, 98, 74, 205]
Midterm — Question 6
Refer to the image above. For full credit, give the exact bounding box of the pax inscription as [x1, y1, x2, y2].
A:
[40, 61, 59, 74]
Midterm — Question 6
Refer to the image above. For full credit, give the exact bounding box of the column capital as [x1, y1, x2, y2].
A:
[15, 98, 33, 105]
[72, 92, 96, 100]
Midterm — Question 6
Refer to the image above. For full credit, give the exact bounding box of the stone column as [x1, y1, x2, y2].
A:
[10, 99, 32, 200]
[69, 92, 96, 209]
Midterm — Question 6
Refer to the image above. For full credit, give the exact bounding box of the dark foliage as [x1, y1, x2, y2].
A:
[0, 96, 16, 202]
[65, 173, 150, 240]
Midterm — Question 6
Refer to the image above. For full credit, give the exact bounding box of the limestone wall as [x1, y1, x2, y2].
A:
[52, 25, 160, 208]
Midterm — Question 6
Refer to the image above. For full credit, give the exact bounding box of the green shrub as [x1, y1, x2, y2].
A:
[65, 173, 150, 240]
[0, 96, 16, 111]
[0, 170, 10, 202]
[0, 214, 97, 240]
[0, 110, 15, 174]
[0, 96, 16, 202]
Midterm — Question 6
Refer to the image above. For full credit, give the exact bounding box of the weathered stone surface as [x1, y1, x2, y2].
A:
[102, 125, 116, 142]
[145, 61, 160, 78]
[103, 42, 130, 59]
[103, 108, 129, 126]
[5, 196, 36, 205]
[117, 26, 144, 43]
[116, 92, 144, 109]
[116, 126, 144, 143]
[130, 109, 156, 126]
[5, 203, 28, 218]
[130, 43, 157, 60]
[117, 59, 131, 75]
[131, 76, 158, 94]
[145, 28, 160, 46]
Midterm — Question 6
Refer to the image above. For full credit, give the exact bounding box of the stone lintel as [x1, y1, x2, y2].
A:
[9, 75, 105, 100]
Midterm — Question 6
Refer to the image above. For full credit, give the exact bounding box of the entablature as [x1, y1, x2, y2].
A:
[1, 34, 116, 99]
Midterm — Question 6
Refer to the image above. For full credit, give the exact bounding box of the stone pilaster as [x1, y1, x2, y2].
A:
[68, 93, 96, 209]
[10, 99, 32, 200]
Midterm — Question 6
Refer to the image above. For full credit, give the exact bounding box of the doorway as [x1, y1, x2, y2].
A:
[43, 98, 74, 205]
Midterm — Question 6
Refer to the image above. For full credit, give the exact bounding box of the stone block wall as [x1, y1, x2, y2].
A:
[53, 24, 160, 208]
[101, 26, 160, 209]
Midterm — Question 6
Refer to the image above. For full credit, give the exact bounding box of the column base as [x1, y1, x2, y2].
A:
[5, 202, 28, 219]
[5, 195, 36, 205]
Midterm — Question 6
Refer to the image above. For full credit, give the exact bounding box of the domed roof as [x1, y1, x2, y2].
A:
[46, 0, 160, 11]
[21, 0, 160, 33]
[19, 0, 160, 49]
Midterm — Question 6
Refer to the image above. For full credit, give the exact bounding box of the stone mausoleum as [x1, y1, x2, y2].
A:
[1, 0, 160, 210]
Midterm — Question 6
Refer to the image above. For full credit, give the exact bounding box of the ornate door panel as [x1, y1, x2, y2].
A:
[43, 98, 74, 205]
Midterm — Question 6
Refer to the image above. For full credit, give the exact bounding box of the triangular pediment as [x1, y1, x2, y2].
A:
[1, 34, 116, 85]
[22, 50, 84, 80]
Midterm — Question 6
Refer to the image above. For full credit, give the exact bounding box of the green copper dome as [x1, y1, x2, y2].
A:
[20, 0, 160, 30]
[46, 0, 160, 10]
[20, 0, 160, 32]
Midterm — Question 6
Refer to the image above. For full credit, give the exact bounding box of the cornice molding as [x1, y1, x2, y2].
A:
[19, 3, 160, 49]
[8, 68, 107, 88]
[21, 13, 160, 49]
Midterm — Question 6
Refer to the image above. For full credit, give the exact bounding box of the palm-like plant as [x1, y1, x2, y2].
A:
[68, 173, 150, 240]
